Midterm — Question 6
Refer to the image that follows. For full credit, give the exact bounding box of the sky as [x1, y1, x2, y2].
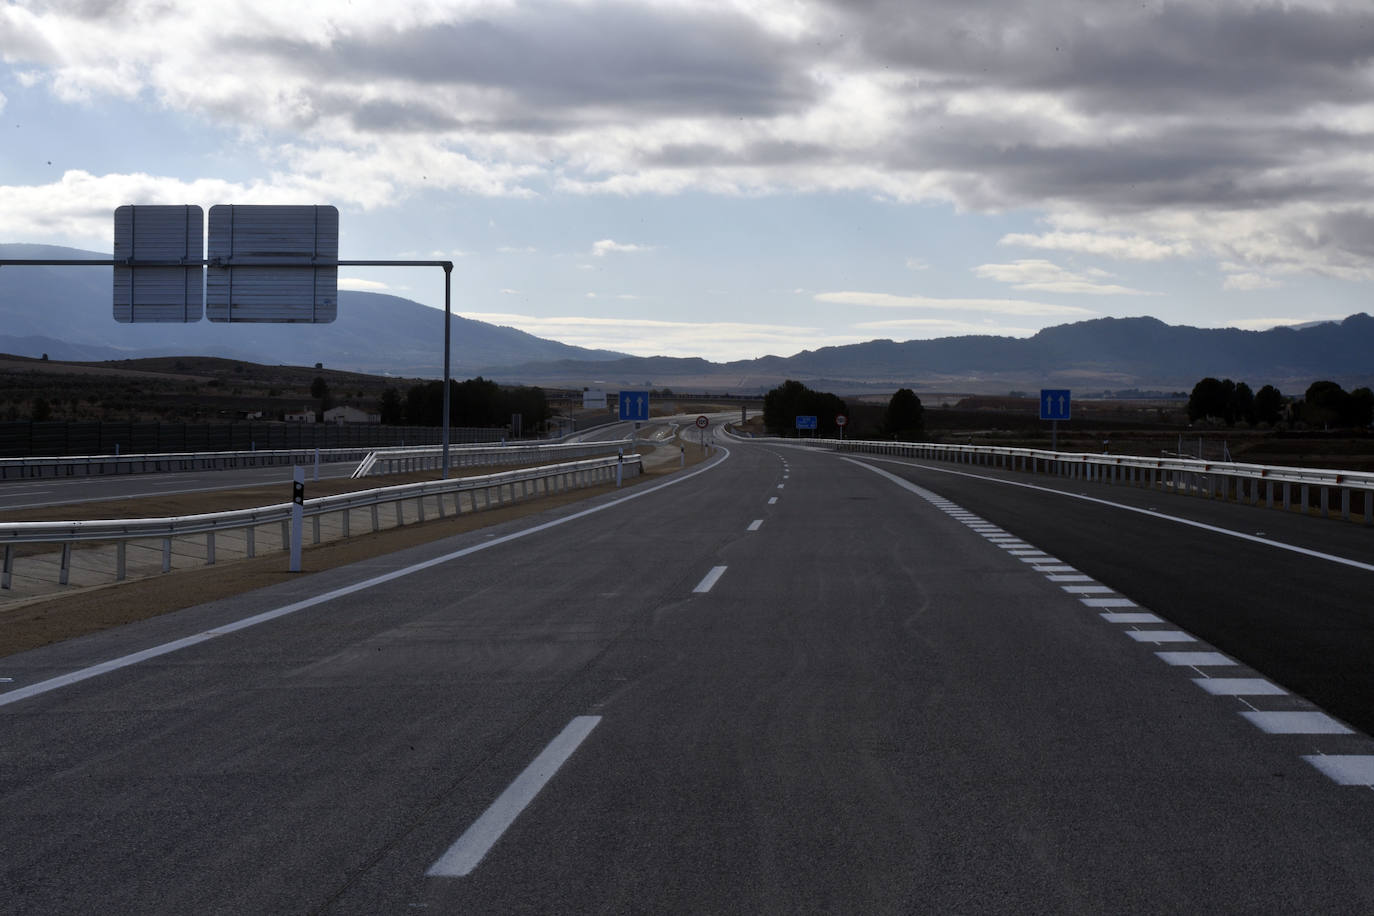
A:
[2, 0, 1374, 362]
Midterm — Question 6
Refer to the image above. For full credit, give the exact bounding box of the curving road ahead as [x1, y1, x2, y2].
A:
[3, 424, 1374, 913]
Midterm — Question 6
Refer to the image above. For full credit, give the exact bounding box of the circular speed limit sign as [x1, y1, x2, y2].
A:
[695, 415, 709, 429]
[836, 414, 848, 427]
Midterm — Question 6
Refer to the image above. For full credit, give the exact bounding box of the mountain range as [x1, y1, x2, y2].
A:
[2, 243, 1370, 394]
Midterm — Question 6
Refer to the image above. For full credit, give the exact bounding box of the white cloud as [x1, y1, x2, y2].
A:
[592, 239, 653, 257]
[973, 259, 1150, 295]
[1224, 315, 1343, 330]
[905, 257, 929, 271]
[815, 290, 1096, 317]
[999, 232, 1192, 261]
[853, 318, 1038, 338]
[457, 311, 846, 360]
[497, 246, 537, 254]
[499, 288, 520, 295]
[338, 277, 390, 291]
[1222, 273, 1281, 291]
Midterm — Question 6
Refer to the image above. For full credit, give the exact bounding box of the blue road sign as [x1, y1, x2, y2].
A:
[795, 415, 818, 429]
[1040, 389, 1072, 421]
[619, 390, 650, 421]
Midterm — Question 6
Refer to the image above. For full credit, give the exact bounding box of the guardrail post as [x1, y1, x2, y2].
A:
[1283, 482, 1291, 512]
[246, 527, 256, 558]
[395, 500, 405, 527]
[1301, 483, 1310, 515]
[371, 504, 380, 532]
[1266, 480, 1274, 508]
[206, 531, 216, 565]
[162, 537, 172, 573]
[312, 515, 322, 544]
[1, 545, 10, 589]
[116, 541, 127, 580]
[1341, 488, 1350, 521]
[1321, 486, 1330, 518]
[59, 543, 71, 585]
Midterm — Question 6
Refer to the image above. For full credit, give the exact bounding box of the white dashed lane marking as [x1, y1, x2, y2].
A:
[747, 520, 763, 531]
[848, 456, 1374, 790]
[693, 566, 728, 594]
[767, 497, 778, 505]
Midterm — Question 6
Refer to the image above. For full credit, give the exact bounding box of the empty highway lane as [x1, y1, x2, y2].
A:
[4, 433, 1374, 913]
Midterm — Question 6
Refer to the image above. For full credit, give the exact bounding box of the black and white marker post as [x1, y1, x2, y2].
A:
[290, 467, 305, 572]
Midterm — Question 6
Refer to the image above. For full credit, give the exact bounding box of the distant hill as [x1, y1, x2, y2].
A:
[485, 314, 1374, 393]
[0, 243, 625, 375]
[4, 242, 1371, 393]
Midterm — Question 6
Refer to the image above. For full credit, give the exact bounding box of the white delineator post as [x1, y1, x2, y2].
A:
[290, 467, 304, 572]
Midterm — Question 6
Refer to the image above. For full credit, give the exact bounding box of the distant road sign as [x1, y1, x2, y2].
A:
[583, 388, 607, 409]
[206, 204, 338, 323]
[795, 415, 818, 430]
[695, 415, 709, 429]
[1040, 389, 1072, 421]
[113, 205, 204, 323]
[836, 414, 847, 427]
[619, 390, 650, 421]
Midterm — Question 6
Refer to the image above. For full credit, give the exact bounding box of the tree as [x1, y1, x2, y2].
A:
[379, 387, 403, 425]
[762, 379, 847, 437]
[1252, 384, 1284, 426]
[1304, 380, 1348, 428]
[1230, 381, 1254, 426]
[31, 397, 50, 422]
[1187, 377, 1226, 423]
[884, 388, 925, 440]
[310, 375, 332, 419]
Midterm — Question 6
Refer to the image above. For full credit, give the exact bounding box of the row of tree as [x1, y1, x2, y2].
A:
[762, 380, 925, 440]
[382, 377, 551, 430]
[1188, 378, 1373, 429]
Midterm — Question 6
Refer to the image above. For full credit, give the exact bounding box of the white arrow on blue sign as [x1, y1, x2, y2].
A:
[1040, 389, 1072, 421]
[619, 390, 650, 422]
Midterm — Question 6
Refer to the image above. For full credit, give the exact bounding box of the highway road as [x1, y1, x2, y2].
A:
[4, 423, 1374, 912]
[0, 461, 363, 511]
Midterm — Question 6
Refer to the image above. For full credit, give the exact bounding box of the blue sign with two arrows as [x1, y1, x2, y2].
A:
[1040, 389, 1072, 421]
[619, 390, 650, 421]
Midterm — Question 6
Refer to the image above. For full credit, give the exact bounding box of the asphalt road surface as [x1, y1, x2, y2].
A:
[4, 424, 1374, 913]
[0, 461, 362, 511]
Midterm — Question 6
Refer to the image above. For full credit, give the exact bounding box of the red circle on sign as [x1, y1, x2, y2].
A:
[836, 414, 848, 426]
[695, 415, 709, 429]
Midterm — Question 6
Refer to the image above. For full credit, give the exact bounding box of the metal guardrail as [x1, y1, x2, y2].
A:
[0, 446, 377, 480]
[351, 439, 634, 478]
[0, 454, 643, 591]
[724, 428, 1374, 525]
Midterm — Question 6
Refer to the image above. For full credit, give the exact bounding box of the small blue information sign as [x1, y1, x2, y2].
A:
[795, 415, 818, 430]
[1040, 389, 1072, 421]
[619, 390, 650, 422]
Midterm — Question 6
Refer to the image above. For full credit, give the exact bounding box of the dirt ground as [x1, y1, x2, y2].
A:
[0, 440, 712, 659]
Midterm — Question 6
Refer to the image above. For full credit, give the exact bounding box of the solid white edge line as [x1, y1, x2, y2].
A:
[427, 715, 602, 878]
[848, 455, 1374, 574]
[0, 447, 734, 708]
[693, 566, 728, 593]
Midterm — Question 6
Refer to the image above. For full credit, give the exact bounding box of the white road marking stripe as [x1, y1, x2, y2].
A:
[427, 716, 601, 878]
[767, 497, 778, 504]
[1020, 556, 1061, 564]
[1062, 584, 1113, 594]
[1193, 678, 1286, 696]
[1303, 755, 1374, 785]
[747, 520, 763, 531]
[1048, 575, 1093, 582]
[1242, 711, 1352, 734]
[1034, 565, 1077, 573]
[850, 455, 1374, 574]
[1157, 651, 1236, 666]
[1080, 597, 1138, 608]
[1100, 612, 1162, 624]
[0, 446, 734, 708]
[777, 484, 784, 489]
[1127, 630, 1195, 643]
[693, 566, 728, 593]
[1010, 550, 1051, 557]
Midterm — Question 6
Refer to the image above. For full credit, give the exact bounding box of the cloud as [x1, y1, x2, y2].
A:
[853, 318, 1038, 338]
[457, 311, 846, 360]
[5, 1, 1374, 280]
[497, 246, 537, 254]
[815, 290, 1096, 317]
[499, 288, 520, 295]
[1225, 315, 1344, 330]
[973, 259, 1150, 295]
[338, 277, 390, 291]
[904, 257, 929, 271]
[591, 239, 652, 257]
[999, 231, 1192, 261]
[1222, 273, 1281, 292]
